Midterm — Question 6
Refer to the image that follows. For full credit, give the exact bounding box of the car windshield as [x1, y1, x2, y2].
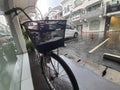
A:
[66, 25, 74, 30]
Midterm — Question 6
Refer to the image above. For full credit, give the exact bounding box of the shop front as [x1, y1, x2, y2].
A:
[110, 15, 120, 31]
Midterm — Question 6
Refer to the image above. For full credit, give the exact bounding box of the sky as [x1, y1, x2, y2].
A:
[36, 0, 62, 15]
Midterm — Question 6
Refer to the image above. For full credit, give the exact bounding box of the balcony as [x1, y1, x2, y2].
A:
[80, 8, 103, 20]
[85, 0, 101, 8]
[106, 3, 120, 13]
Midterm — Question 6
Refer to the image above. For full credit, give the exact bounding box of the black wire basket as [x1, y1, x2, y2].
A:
[23, 20, 66, 53]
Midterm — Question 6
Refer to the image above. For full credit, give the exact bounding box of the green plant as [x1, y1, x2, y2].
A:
[26, 40, 34, 52]
[22, 28, 29, 40]
[22, 29, 34, 52]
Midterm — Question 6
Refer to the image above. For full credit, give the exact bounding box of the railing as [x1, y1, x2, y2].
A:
[85, 0, 101, 8]
[106, 3, 120, 13]
[80, 8, 103, 20]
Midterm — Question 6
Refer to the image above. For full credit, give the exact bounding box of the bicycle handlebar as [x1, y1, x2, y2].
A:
[5, 7, 32, 21]
[5, 8, 18, 15]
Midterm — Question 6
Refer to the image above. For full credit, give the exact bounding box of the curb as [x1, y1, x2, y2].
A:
[79, 60, 120, 85]
[103, 53, 120, 63]
[59, 48, 120, 85]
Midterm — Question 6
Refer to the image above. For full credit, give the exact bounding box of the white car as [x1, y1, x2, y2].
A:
[65, 25, 79, 38]
[51, 25, 79, 39]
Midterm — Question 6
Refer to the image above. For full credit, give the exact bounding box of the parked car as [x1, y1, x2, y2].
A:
[50, 25, 79, 39]
[65, 25, 79, 38]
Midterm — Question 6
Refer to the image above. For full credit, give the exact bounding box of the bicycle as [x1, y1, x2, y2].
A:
[5, 7, 79, 90]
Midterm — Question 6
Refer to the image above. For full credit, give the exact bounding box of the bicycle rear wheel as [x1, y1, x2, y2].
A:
[41, 52, 79, 90]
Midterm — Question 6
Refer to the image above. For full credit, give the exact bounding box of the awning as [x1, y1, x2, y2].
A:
[107, 11, 120, 16]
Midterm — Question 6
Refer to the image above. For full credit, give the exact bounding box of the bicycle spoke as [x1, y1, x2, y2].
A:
[57, 63, 60, 73]
[41, 53, 79, 90]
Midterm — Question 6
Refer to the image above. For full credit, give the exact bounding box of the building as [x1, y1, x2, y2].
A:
[61, 0, 106, 33]
[61, 0, 120, 33]
[105, 0, 120, 32]
[48, 5, 63, 20]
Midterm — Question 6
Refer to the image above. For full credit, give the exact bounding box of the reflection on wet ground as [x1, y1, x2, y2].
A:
[64, 31, 120, 71]
[107, 31, 120, 52]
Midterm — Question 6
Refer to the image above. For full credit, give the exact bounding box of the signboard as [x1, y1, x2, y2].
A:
[107, 4, 120, 13]
[72, 15, 80, 21]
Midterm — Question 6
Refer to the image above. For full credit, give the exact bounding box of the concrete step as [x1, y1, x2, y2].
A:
[80, 60, 120, 85]
[103, 53, 120, 63]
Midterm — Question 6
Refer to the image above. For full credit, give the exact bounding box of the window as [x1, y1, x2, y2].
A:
[65, 16, 69, 20]
[66, 25, 74, 29]
[60, 12, 62, 16]
[74, 0, 84, 7]
[72, 9, 81, 16]
[0, 14, 18, 90]
[111, 0, 119, 5]
[64, 7, 67, 13]
[87, 3, 101, 12]
[64, 5, 70, 14]
[67, 5, 70, 12]
[112, 0, 116, 2]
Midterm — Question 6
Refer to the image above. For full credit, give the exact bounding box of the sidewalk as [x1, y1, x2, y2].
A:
[60, 55, 120, 90]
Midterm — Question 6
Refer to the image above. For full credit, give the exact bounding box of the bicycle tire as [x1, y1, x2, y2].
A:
[41, 52, 79, 90]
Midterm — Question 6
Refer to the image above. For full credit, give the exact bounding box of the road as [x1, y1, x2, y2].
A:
[62, 31, 120, 71]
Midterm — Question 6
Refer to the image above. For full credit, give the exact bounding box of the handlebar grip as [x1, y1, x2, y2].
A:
[5, 8, 17, 15]
[5, 7, 32, 21]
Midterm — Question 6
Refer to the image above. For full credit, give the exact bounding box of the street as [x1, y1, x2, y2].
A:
[60, 31, 120, 71]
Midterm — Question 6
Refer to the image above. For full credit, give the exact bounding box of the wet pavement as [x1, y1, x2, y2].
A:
[60, 55, 120, 90]
[62, 31, 120, 71]
[29, 51, 120, 90]
[28, 31, 120, 90]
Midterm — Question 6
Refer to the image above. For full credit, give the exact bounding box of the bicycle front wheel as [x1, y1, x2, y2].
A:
[41, 52, 79, 90]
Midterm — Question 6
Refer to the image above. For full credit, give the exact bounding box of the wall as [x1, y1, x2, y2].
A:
[100, 18, 106, 31]
[83, 22, 89, 32]
[0, 0, 28, 90]
[81, 17, 105, 32]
